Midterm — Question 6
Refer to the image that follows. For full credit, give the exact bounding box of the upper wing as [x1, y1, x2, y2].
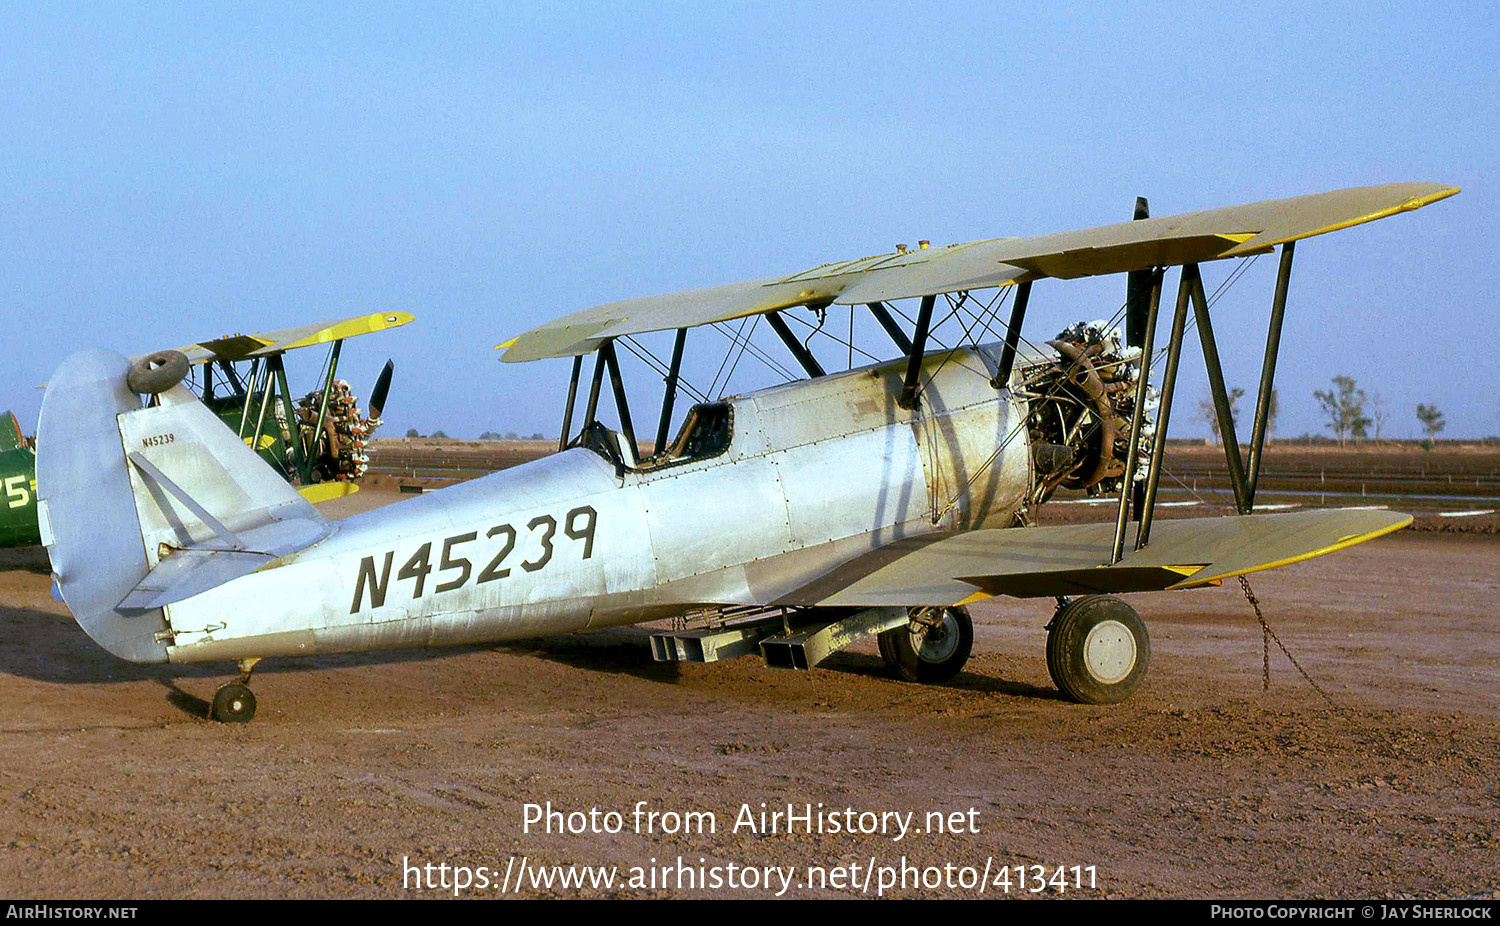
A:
[498, 182, 1458, 362]
[774, 508, 1412, 607]
[158, 311, 416, 365]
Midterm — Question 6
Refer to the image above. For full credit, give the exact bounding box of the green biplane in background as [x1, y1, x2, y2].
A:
[0, 411, 37, 548]
[0, 310, 412, 549]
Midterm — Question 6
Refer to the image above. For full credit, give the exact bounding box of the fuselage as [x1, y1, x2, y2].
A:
[163, 346, 1033, 664]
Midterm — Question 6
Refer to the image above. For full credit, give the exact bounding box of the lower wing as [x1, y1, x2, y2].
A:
[781, 508, 1410, 607]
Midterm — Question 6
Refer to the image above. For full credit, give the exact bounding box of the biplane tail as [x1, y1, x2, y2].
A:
[0, 411, 25, 452]
[36, 349, 334, 663]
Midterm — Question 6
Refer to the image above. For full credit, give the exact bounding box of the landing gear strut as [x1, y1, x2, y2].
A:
[1046, 596, 1150, 704]
[210, 657, 261, 724]
[878, 606, 973, 683]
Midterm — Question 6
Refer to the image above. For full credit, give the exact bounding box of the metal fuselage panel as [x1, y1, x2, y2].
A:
[164, 348, 1030, 663]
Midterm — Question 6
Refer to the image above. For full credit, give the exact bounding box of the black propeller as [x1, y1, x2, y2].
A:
[368, 359, 394, 421]
[1125, 197, 1152, 519]
[1125, 196, 1151, 348]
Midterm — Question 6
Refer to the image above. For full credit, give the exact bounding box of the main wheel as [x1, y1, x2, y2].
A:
[126, 350, 190, 395]
[878, 606, 973, 683]
[1046, 596, 1150, 704]
[210, 682, 257, 723]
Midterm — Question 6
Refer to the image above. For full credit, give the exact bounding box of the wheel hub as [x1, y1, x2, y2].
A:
[914, 612, 961, 664]
[1082, 619, 1136, 684]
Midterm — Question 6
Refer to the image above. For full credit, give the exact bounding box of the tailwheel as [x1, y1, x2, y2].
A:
[210, 682, 256, 724]
[1046, 595, 1150, 704]
[878, 606, 973, 683]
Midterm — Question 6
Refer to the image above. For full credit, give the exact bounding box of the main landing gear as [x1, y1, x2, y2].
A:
[1046, 596, 1150, 704]
[210, 657, 261, 724]
[878, 606, 974, 683]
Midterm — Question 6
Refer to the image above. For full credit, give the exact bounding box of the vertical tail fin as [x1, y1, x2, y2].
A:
[37, 349, 333, 663]
[0, 411, 23, 452]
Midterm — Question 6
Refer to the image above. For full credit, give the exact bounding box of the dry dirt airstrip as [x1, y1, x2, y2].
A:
[1, 477, 1498, 898]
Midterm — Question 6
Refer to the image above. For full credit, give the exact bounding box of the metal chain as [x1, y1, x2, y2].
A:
[1264, 620, 1271, 693]
[1237, 575, 1405, 761]
[1239, 575, 1346, 714]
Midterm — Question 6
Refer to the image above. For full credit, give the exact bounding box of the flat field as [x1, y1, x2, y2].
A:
[0, 474, 1496, 898]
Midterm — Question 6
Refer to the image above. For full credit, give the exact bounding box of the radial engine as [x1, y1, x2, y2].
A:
[1017, 321, 1157, 507]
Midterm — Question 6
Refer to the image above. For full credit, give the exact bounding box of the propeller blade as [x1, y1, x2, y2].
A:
[1125, 196, 1152, 348]
[368, 360, 394, 420]
[1125, 197, 1151, 521]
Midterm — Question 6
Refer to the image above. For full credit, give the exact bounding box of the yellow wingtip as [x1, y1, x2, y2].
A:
[1186, 514, 1413, 587]
[1260, 185, 1462, 250]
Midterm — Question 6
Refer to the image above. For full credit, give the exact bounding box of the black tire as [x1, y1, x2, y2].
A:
[126, 350, 190, 395]
[878, 607, 973, 683]
[210, 682, 257, 724]
[1046, 596, 1150, 704]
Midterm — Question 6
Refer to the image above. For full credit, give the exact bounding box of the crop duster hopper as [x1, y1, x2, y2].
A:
[36, 183, 1456, 721]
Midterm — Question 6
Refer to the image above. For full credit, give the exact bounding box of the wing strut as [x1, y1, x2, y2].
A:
[1128, 244, 1296, 551]
[600, 340, 638, 453]
[244, 359, 276, 467]
[765, 311, 826, 378]
[270, 355, 310, 483]
[1111, 267, 1163, 564]
[581, 346, 607, 428]
[1247, 241, 1294, 506]
[897, 294, 937, 410]
[654, 328, 688, 454]
[1193, 271, 1251, 513]
[304, 339, 344, 484]
[993, 280, 1034, 388]
[557, 355, 583, 453]
[1136, 263, 1195, 549]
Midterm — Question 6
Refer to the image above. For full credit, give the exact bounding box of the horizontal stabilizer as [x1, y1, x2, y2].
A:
[118, 548, 273, 611]
[117, 516, 334, 611]
[792, 508, 1411, 607]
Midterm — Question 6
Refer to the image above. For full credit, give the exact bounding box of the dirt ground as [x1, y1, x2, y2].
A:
[1, 487, 1497, 899]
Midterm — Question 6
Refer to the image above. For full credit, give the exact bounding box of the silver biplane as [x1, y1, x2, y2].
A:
[36, 182, 1456, 721]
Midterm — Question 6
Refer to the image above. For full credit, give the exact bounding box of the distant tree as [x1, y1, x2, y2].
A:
[431, 429, 449, 439]
[1312, 375, 1371, 448]
[405, 428, 421, 439]
[478, 431, 502, 440]
[1371, 392, 1389, 442]
[505, 431, 518, 440]
[1416, 403, 1445, 447]
[528, 432, 544, 440]
[1196, 386, 1245, 446]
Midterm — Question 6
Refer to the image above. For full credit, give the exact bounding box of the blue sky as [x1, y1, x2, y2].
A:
[1, 2, 1495, 439]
